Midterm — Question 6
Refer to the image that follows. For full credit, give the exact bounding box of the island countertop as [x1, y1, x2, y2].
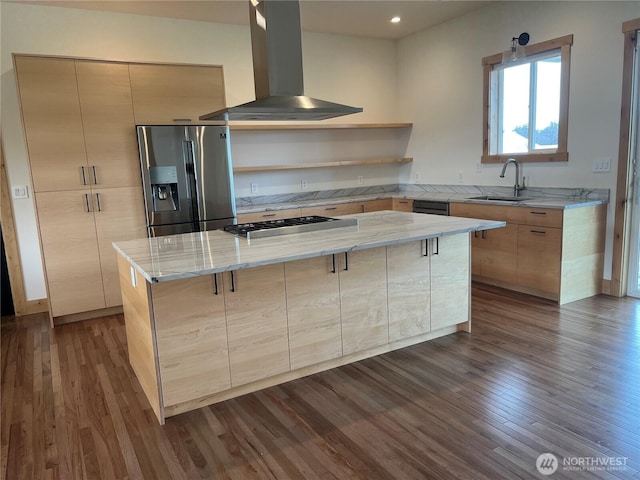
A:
[113, 211, 505, 283]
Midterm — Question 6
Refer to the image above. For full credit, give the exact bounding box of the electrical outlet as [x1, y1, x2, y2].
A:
[251, 183, 258, 193]
[458, 170, 464, 183]
[12, 185, 29, 199]
[413, 172, 421, 182]
[476, 162, 482, 174]
[301, 179, 308, 190]
[357, 176, 364, 185]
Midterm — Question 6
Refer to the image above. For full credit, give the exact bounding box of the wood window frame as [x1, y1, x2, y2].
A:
[610, 18, 640, 297]
[481, 34, 573, 164]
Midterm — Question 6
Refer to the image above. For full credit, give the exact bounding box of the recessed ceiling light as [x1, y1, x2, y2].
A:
[390, 16, 401, 24]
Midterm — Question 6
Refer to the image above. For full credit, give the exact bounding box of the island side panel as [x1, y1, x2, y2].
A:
[560, 204, 606, 305]
[151, 274, 231, 408]
[116, 254, 164, 423]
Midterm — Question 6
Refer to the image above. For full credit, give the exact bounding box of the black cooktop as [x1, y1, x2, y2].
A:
[224, 215, 358, 240]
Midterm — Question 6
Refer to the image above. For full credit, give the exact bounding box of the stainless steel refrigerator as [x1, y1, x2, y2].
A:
[137, 125, 236, 237]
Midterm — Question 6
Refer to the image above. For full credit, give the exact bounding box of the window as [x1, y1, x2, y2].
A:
[482, 35, 573, 163]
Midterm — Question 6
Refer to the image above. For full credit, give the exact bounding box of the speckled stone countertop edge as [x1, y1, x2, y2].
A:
[236, 191, 608, 214]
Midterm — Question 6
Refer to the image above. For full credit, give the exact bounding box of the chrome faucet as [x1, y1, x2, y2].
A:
[500, 158, 525, 197]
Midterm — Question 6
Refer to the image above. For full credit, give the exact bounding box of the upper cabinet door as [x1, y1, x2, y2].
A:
[15, 56, 89, 192]
[129, 64, 226, 124]
[75, 61, 141, 188]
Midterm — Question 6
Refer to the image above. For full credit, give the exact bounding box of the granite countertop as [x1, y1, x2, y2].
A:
[237, 191, 606, 214]
[113, 211, 504, 283]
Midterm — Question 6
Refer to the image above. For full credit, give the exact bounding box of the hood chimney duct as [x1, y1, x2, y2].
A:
[200, 0, 363, 121]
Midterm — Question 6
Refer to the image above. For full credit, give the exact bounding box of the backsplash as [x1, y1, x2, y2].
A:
[236, 184, 609, 207]
[401, 184, 610, 201]
[236, 184, 401, 207]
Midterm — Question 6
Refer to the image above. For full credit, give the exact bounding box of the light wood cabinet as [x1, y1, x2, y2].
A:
[392, 199, 414, 212]
[338, 248, 389, 354]
[224, 264, 290, 387]
[450, 203, 515, 282]
[129, 63, 225, 124]
[35, 191, 105, 317]
[430, 234, 470, 330]
[92, 187, 147, 307]
[387, 241, 431, 342]
[117, 231, 473, 423]
[75, 61, 141, 188]
[15, 56, 88, 192]
[15, 55, 225, 321]
[471, 225, 518, 283]
[35, 187, 146, 317]
[236, 208, 302, 223]
[516, 225, 561, 294]
[450, 202, 605, 304]
[152, 274, 231, 407]
[285, 256, 342, 369]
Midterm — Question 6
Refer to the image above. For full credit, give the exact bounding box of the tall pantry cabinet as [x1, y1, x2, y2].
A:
[14, 55, 146, 322]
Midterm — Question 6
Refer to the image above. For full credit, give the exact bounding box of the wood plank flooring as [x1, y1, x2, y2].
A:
[2, 284, 639, 479]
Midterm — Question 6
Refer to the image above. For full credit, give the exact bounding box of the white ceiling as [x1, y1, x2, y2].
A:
[12, 0, 493, 40]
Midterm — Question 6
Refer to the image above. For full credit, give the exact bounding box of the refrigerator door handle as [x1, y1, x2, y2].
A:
[184, 139, 200, 228]
[182, 140, 193, 199]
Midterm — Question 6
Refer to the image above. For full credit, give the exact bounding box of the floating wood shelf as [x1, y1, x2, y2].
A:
[229, 122, 413, 131]
[233, 157, 413, 173]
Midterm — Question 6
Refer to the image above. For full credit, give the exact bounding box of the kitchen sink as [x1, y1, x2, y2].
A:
[469, 195, 532, 202]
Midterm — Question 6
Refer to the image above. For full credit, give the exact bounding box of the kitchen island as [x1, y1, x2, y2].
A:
[114, 211, 504, 423]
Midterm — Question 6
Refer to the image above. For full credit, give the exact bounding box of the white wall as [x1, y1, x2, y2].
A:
[397, 1, 639, 279]
[0, 2, 398, 300]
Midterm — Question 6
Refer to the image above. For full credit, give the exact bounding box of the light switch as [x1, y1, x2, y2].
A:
[593, 158, 611, 173]
[12, 185, 29, 199]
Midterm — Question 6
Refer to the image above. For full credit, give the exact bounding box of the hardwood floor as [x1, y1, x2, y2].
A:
[2, 284, 639, 479]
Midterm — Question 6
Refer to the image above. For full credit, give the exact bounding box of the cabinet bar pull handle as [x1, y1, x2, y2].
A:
[423, 239, 429, 256]
[325, 207, 337, 211]
[331, 254, 336, 273]
[84, 194, 91, 212]
[530, 211, 547, 215]
[95, 193, 101, 212]
[344, 252, 349, 271]
[80, 166, 87, 185]
[230, 271, 236, 292]
[173, 118, 192, 122]
[531, 230, 546, 235]
[432, 237, 439, 255]
[474, 231, 478, 238]
[400, 201, 408, 204]
[213, 273, 218, 295]
[92, 166, 98, 185]
[262, 213, 276, 217]
[481, 230, 486, 239]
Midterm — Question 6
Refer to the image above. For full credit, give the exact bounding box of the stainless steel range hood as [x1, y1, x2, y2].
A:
[200, 0, 362, 121]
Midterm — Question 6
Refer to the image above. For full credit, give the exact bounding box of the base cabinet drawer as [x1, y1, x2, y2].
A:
[392, 199, 414, 212]
[237, 208, 301, 223]
[300, 203, 360, 217]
